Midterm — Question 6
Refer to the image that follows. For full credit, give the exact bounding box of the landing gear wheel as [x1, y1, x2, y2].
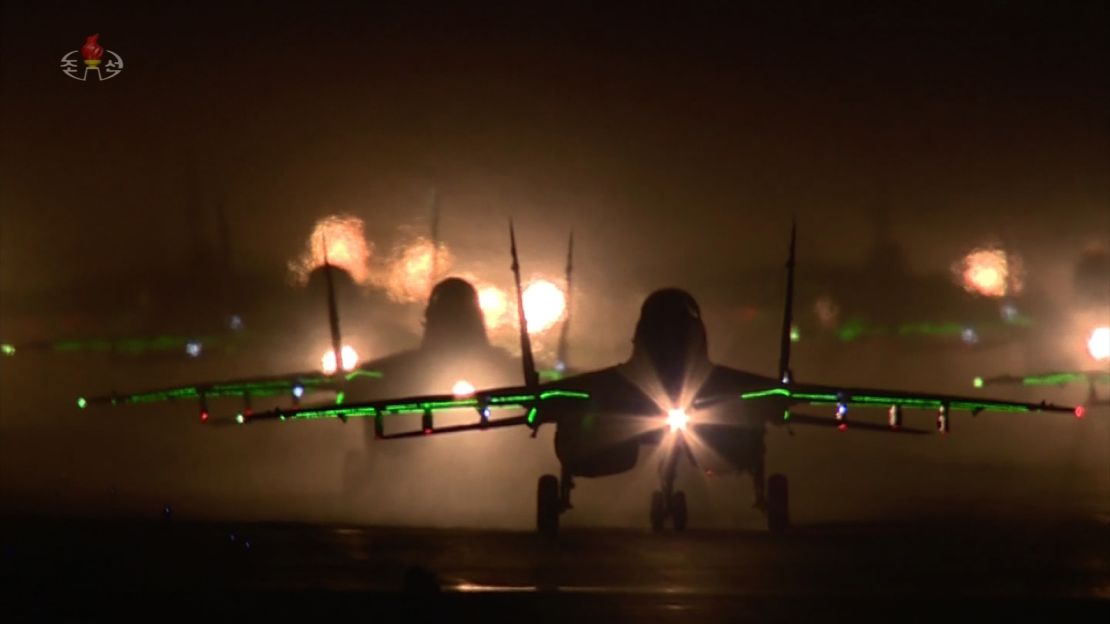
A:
[650, 491, 666, 533]
[767, 473, 789, 532]
[537, 474, 560, 536]
[671, 491, 688, 531]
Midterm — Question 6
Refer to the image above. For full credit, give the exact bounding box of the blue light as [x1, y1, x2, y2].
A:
[554, 360, 566, 373]
[185, 341, 203, 358]
[292, 384, 305, 399]
[836, 402, 848, 418]
[961, 327, 979, 345]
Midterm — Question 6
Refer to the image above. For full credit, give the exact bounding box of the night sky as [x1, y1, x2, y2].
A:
[1, 2, 1108, 526]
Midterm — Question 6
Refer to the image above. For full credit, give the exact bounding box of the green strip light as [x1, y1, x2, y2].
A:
[527, 407, 538, 425]
[289, 406, 378, 420]
[739, 386, 1032, 414]
[382, 398, 480, 414]
[741, 388, 791, 400]
[539, 370, 564, 382]
[112, 377, 338, 404]
[345, 370, 383, 381]
[1021, 372, 1100, 386]
[539, 390, 590, 400]
[335, 391, 346, 405]
[77, 397, 87, 409]
[489, 394, 536, 404]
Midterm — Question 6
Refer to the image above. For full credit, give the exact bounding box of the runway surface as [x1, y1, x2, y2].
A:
[2, 513, 1108, 621]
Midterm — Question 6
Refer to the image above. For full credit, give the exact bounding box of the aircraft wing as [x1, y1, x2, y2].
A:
[243, 385, 590, 437]
[77, 366, 384, 417]
[693, 369, 1081, 433]
[975, 370, 1110, 389]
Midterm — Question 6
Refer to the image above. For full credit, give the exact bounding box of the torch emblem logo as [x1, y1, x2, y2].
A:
[60, 34, 124, 81]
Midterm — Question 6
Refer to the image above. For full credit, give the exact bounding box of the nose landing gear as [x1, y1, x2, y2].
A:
[537, 474, 560, 536]
[650, 489, 688, 532]
[651, 436, 690, 532]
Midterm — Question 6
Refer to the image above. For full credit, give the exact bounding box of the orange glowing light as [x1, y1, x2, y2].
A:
[321, 345, 359, 375]
[377, 237, 453, 303]
[478, 285, 509, 330]
[522, 279, 566, 334]
[452, 379, 476, 397]
[954, 247, 1023, 298]
[290, 214, 374, 286]
[1089, 326, 1110, 361]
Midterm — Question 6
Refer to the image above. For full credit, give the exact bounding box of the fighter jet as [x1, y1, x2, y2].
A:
[246, 222, 1080, 535]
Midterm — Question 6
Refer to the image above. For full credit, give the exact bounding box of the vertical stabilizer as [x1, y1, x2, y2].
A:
[555, 230, 574, 371]
[778, 221, 797, 385]
[428, 187, 441, 287]
[322, 237, 343, 374]
[510, 220, 539, 389]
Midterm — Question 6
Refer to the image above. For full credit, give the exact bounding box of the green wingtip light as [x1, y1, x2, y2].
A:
[77, 397, 87, 409]
[235, 414, 245, 425]
[790, 325, 800, 343]
[973, 376, 984, 388]
[1, 343, 14, 356]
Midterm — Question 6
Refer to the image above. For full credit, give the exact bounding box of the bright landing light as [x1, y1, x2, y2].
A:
[666, 408, 689, 432]
[1089, 326, 1110, 361]
[321, 345, 360, 375]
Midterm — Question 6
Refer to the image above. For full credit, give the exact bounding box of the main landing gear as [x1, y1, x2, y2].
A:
[536, 467, 575, 536]
[535, 466, 789, 535]
[765, 473, 789, 532]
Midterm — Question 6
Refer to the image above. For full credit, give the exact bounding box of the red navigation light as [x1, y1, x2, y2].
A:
[1075, 405, 1085, 419]
[200, 409, 209, 423]
[837, 423, 848, 432]
[423, 427, 433, 435]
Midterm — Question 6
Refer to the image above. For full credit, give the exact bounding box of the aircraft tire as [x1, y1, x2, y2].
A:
[650, 491, 666, 533]
[671, 491, 688, 531]
[537, 474, 560, 536]
[767, 473, 789, 532]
